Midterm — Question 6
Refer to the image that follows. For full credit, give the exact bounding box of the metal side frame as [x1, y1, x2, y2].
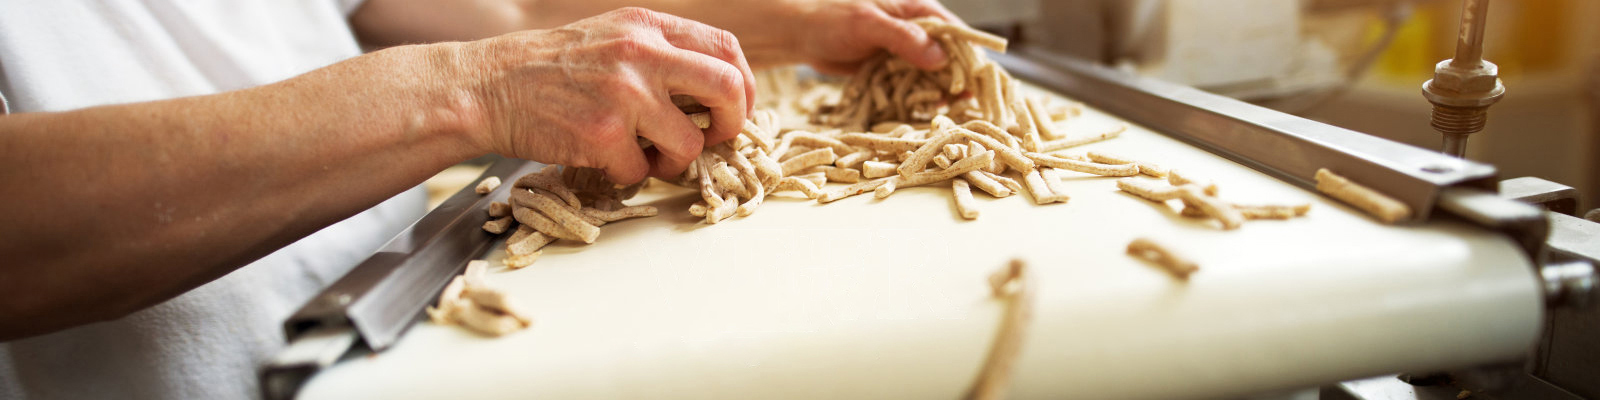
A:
[993, 48, 1552, 260]
[261, 157, 542, 400]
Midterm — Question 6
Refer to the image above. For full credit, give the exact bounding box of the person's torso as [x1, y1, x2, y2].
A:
[0, 1, 427, 399]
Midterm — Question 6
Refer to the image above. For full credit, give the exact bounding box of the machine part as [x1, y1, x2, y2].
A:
[1421, 0, 1506, 157]
[1545, 212, 1600, 307]
[994, 49, 1499, 222]
[260, 326, 357, 400]
[262, 156, 540, 400]
[1500, 177, 1579, 216]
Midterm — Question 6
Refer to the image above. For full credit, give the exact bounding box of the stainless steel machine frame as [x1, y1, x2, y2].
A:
[260, 47, 1599, 400]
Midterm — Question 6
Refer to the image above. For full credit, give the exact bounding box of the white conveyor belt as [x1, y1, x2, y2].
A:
[298, 85, 1543, 400]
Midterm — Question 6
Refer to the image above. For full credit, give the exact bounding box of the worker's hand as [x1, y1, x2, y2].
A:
[782, 0, 962, 74]
[458, 7, 755, 184]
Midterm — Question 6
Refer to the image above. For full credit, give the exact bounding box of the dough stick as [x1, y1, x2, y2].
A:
[899, 123, 963, 176]
[818, 178, 892, 203]
[787, 131, 856, 156]
[863, 161, 899, 179]
[951, 179, 980, 219]
[1167, 169, 1218, 196]
[962, 120, 1022, 150]
[1116, 178, 1183, 202]
[581, 205, 659, 223]
[1025, 97, 1062, 141]
[943, 143, 968, 160]
[835, 149, 875, 169]
[876, 151, 995, 198]
[963, 171, 1012, 197]
[966, 259, 1033, 400]
[838, 133, 928, 153]
[774, 176, 823, 199]
[1179, 186, 1245, 230]
[475, 176, 502, 194]
[1086, 151, 1168, 178]
[1127, 238, 1198, 280]
[505, 225, 553, 257]
[981, 170, 1023, 194]
[914, 17, 1009, 52]
[1025, 153, 1139, 177]
[1234, 203, 1312, 219]
[816, 165, 863, 183]
[481, 216, 514, 234]
[425, 276, 466, 324]
[512, 205, 587, 243]
[513, 166, 582, 208]
[1022, 169, 1068, 204]
[1315, 168, 1413, 223]
[1039, 168, 1072, 204]
[780, 148, 839, 176]
[1039, 124, 1126, 152]
[487, 201, 512, 218]
[948, 128, 1032, 172]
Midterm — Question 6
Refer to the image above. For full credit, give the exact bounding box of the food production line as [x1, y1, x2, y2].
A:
[260, 6, 1600, 400]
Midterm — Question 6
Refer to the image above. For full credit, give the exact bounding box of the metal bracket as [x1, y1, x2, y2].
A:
[993, 48, 1500, 222]
[1500, 177, 1579, 216]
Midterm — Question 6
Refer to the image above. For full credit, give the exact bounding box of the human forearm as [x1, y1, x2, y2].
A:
[0, 43, 480, 340]
[351, 0, 958, 72]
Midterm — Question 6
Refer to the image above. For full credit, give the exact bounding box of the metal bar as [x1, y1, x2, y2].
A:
[1452, 0, 1491, 67]
[993, 48, 1501, 221]
[278, 157, 540, 350]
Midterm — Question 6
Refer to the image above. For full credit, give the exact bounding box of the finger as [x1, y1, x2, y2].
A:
[891, 0, 964, 24]
[645, 12, 758, 114]
[636, 99, 706, 179]
[656, 48, 748, 146]
[591, 123, 652, 184]
[856, 9, 948, 70]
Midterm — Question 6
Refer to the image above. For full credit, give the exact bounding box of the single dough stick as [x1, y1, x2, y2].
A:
[512, 190, 602, 243]
[581, 205, 659, 223]
[1179, 186, 1245, 230]
[513, 166, 582, 208]
[475, 176, 502, 195]
[487, 201, 512, 218]
[774, 176, 823, 199]
[1022, 169, 1068, 204]
[1167, 169, 1218, 196]
[1116, 178, 1183, 202]
[505, 225, 553, 257]
[963, 171, 1012, 198]
[1039, 168, 1072, 204]
[951, 179, 980, 219]
[482, 216, 514, 234]
[862, 161, 899, 179]
[1026, 153, 1139, 177]
[818, 178, 892, 203]
[1040, 124, 1126, 152]
[1315, 168, 1413, 223]
[838, 133, 928, 153]
[1127, 238, 1199, 280]
[780, 148, 839, 176]
[876, 151, 995, 198]
[1234, 203, 1312, 219]
[966, 259, 1033, 400]
[1086, 151, 1167, 178]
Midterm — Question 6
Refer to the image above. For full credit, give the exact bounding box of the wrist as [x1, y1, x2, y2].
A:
[405, 42, 494, 160]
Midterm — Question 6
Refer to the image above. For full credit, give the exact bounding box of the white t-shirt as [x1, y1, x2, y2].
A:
[0, 1, 428, 398]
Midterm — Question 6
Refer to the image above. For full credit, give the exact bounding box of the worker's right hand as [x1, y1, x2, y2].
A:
[454, 7, 755, 184]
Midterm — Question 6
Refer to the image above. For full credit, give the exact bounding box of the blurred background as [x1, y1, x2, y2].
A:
[941, 0, 1599, 210]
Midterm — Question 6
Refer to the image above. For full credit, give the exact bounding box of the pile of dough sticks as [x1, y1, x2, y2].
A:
[480, 165, 658, 269]
[673, 17, 1152, 223]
